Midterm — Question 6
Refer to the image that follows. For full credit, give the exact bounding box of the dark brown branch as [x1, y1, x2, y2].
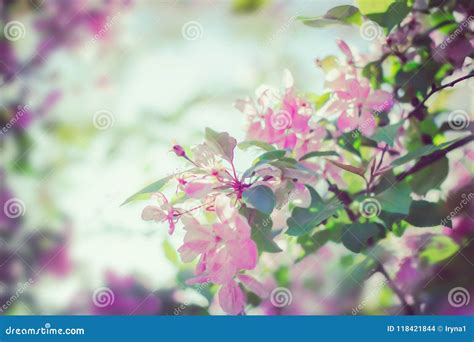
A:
[327, 181, 357, 221]
[396, 134, 474, 182]
[408, 72, 474, 118]
[352, 134, 474, 197]
[377, 262, 416, 315]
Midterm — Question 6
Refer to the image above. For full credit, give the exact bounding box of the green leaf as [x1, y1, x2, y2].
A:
[240, 207, 282, 253]
[337, 132, 362, 157]
[299, 5, 362, 28]
[254, 149, 287, 164]
[122, 175, 173, 205]
[242, 185, 276, 215]
[162, 240, 180, 266]
[274, 266, 290, 287]
[307, 92, 332, 110]
[237, 140, 275, 152]
[375, 182, 412, 215]
[420, 236, 459, 264]
[296, 223, 344, 261]
[299, 150, 340, 161]
[286, 186, 343, 236]
[378, 211, 406, 230]
[410, 156, 449, 195]
[363, 61, 383, 89]
[242, 150, 288, 178]
[391, 137, 466, 167]
[232, 0, 268, 14]
[205, 127, 237, 162]
[369, 122, 403, 147]
[359, 0, 411, 31]
[391, 144, 439, 166]
[356, 0, 395, 14]
[341, 223, 386, 253]
[405, 200, 452, 228]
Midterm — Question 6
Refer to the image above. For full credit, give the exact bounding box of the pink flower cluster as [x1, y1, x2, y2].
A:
[322, 40, 394, 136]
[136, 39, 398, 315]
[235, 70, 326, 159]
[179, 195, 266, 314]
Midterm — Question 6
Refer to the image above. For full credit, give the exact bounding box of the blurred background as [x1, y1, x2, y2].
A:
[0, 0, 472, 315]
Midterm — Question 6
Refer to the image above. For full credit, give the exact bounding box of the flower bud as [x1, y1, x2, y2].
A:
[172, 144, 186, 157]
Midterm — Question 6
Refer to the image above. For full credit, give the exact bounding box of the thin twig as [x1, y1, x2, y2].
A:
[396, 134, 474, 182]
[408, 72, 474, 118]
[377, 262, 416, 315]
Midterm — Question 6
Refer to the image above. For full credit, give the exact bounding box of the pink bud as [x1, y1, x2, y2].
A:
[172, 145, 186, 157]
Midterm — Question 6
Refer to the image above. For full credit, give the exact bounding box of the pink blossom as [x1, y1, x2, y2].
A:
[141, 193, 177, 234]
[218, 278, 245, 314]
[177, 195, 264, 314]
[179, 195, 257, 282]
[217, 274, 267, 315]
[325, 75, 393, 136]
[236, 70, 314, 151]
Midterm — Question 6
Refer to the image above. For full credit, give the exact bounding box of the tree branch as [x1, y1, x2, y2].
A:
[377, 262, 416, 315]
[408, 72, 474, 118]
[396, 134, 474, 182]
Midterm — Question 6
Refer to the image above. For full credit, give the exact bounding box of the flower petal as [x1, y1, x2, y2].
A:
[337, 111, 358, 133]
[366, 90, 393, 112]
[184, 181, 214, 198]
[229, 239, 257, 270]
[237, 274, 268, 298]
[218, 279, 245, 315]
[215, 195, 236, 224]
[141, 206, 166, 222]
